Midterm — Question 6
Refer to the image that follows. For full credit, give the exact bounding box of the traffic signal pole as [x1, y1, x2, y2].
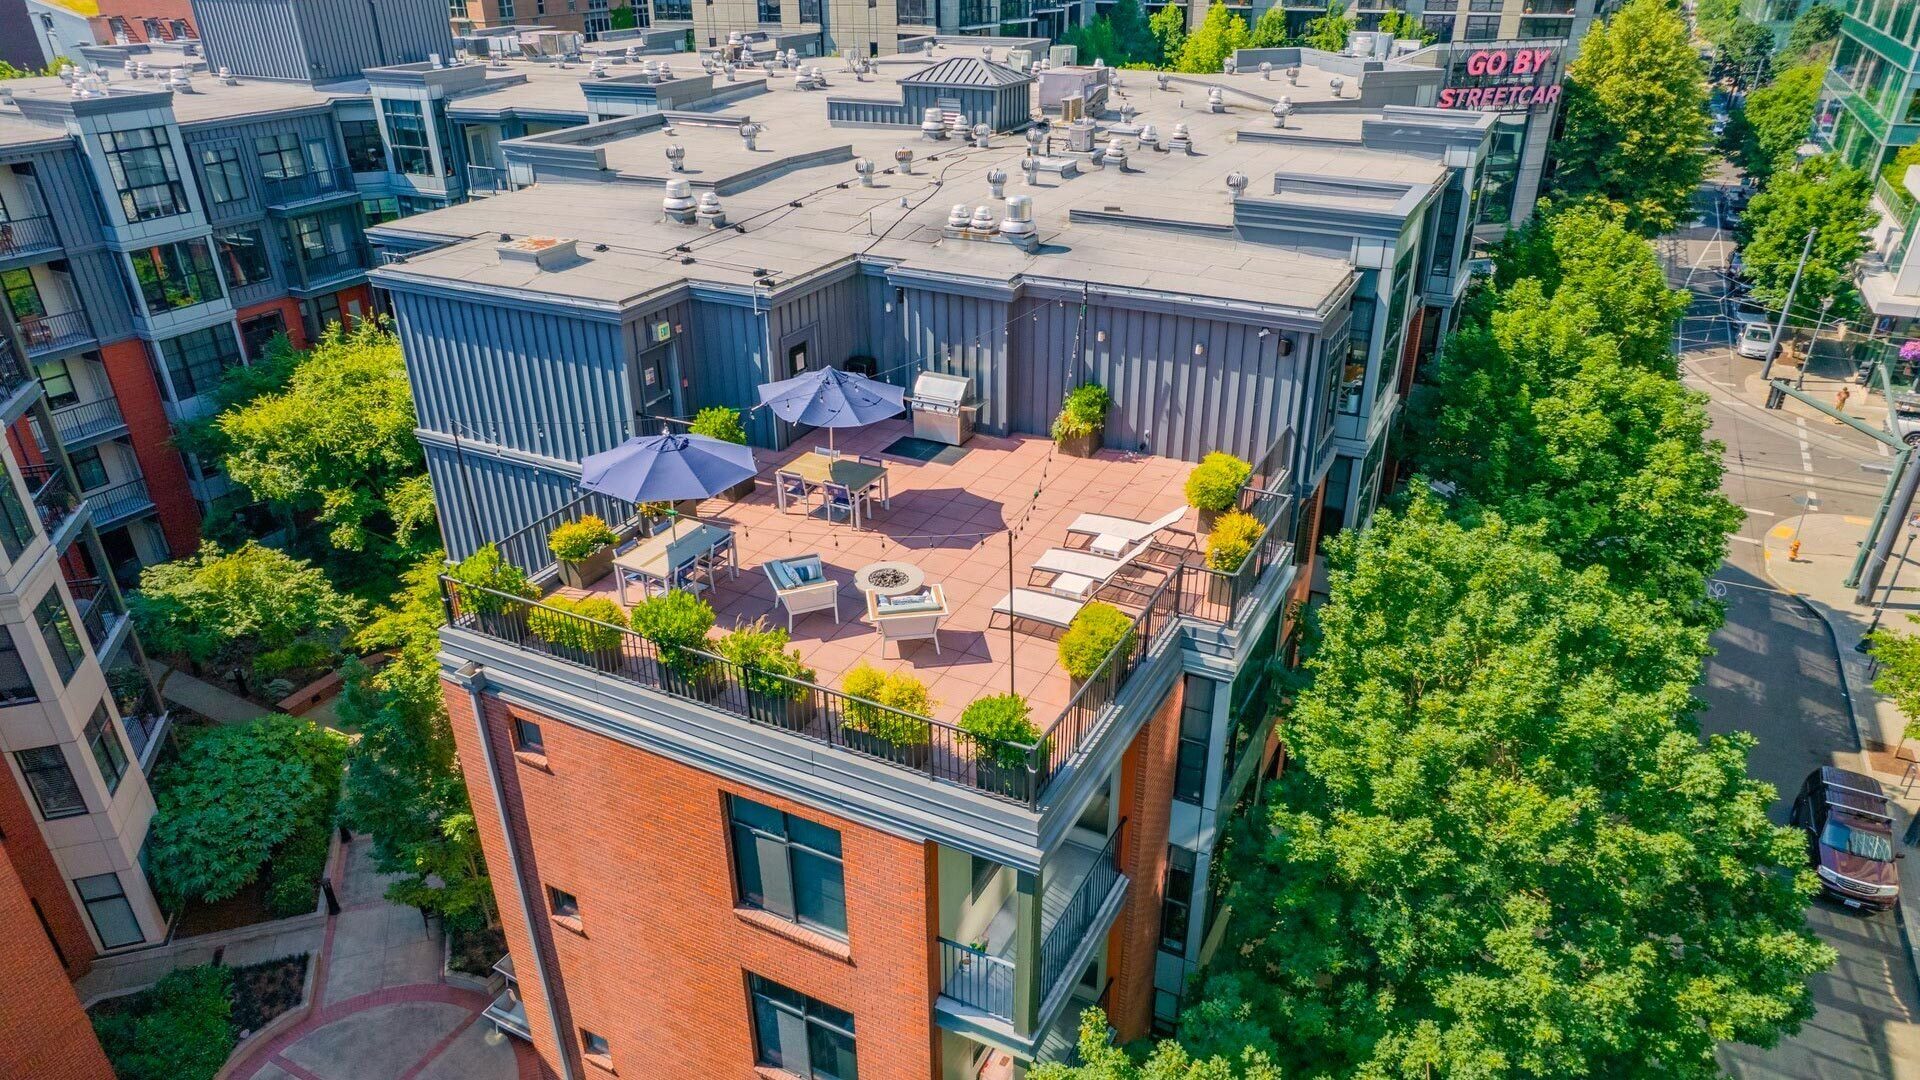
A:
[1764, 378, 1914, 599]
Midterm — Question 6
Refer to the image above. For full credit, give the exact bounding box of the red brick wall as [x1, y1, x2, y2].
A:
[95, 339, 198, 556]
[236, 296, 310, 352]
[90, 0, 195, 40]
[335, 285, 376, 327]
[445, 683, 940, 1080]
[1104, 678, 1185, 1042]
[0, 745, 96, 979]
[0, 843, 113, 1079]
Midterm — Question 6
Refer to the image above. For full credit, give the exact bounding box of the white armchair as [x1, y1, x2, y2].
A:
[867, 585, 949, 656]
[765, 555, 840, 631]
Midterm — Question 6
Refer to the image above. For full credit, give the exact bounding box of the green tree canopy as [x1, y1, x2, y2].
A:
[1107, 0, 1160, 62]
[211, 317, 436, 581]
[1783, 3, 1841, 64]
[1552, 0, 1708, 235]
[1150, 2, 1188, 64]
[1696, 0, 1739, 44]
[1376, 8, 1433, 44]
[1299, 1, 1352, 52]
[1739, 152, 1875, 320]
[1718, 19, 1775, 88]
[1034, 1006, 1282, 1080]
[1245, 3, 1289, 48]
[1735, 62, 1824, 180]
[1175, 1, 1249, 73]
[1183, 498, 1831, 1077]
[609, 1, 637, 28]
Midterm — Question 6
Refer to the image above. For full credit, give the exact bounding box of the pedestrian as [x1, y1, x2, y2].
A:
[1834, 385, 1851, 423]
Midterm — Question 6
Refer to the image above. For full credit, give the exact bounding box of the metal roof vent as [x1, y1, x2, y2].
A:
[1094, 57, 1106, 69]
[1206, 87, 1224, 112]
[1286, 65, 1300, 84]
[1271, 98, 1292, 128]
[589, 59, 609, 77]
[1000, 195, 1037, 249]
[1169, 122, 1192, 154]
[627, 45, 645, 60]
[1105, 141, 1130, 172]
[1259, 61, 1272, 80]
[218, 66, 237, 86]
[666, 144, 686, 172]
[1117, 101, 1135, 126]
[1139, 123, 1160, 151]
[947, 203, 969, 228]
[921, 107, 946, 139]
[969, 205, 997, 232]
[1025, 127, 1045, 153]
[1222, 57, 1236, 75]
[946, 112, 968, 138]
[1329, 75, 1345, 97]
[497, 236, 579, 269]
[1226, 172, 1248, 201]
[1156, 72, 1169, 91]
[1020, 155, 1038, 184]
[987, 166, 1006, 198]
[785, 48, 800, 68]
[664, 178, 696, 223]
[895, 146, 914, 174]
[972, 123, 991, 148]
[854, 158, 876, 186]
[168, 69, 195, 93]
[696, 192, 727, 228]
[740, 122, 762, 150]
[723, 61, 737, 81]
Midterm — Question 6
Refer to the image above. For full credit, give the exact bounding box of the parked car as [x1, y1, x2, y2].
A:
[1734, 312, 1778, 359]
[1894, 393, 1920, 446]
[1791, 767, 1901, 911]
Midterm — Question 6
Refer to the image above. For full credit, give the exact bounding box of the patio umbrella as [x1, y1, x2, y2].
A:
[578, 432, 757, 503]
[755, 367, 905, 449]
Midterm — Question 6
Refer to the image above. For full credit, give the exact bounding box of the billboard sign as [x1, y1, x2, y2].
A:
[1437, 46, 1564, 112]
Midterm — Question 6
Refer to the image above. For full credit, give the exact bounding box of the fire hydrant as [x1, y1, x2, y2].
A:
[1790, 538, 1802, 562]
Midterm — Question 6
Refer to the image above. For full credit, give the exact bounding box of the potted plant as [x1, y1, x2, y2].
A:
[548, 514, 618, 589]
[446, 543, 539, 632]
[1184, 451, 1252, 533]
[959, 693, 1045, 799]
[841, 662, 935, 769]
[1058, 601, 1137, 687]
[1050, 383, 1112, 458]
[715, 619, 817, 730]
[629, 590, 718, 698]
[1205, 510, 1266, 607]
[691, 406, 759, 501]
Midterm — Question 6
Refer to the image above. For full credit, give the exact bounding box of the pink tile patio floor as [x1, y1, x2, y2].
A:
[555, 419, 1197, 726]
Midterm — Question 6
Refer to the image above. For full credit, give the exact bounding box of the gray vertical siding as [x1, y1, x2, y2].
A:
[899, 285, 1008, 434]
[196, 0, 458, 83]
[684, 294, 776, 446]
[195, 0, 312, 82]
[22, 147, 108, 249]
[182, 111, 346, 224]
[66, 250, 136, 343]
[426, 443, 585, 562]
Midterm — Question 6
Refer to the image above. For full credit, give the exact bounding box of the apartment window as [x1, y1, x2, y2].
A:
[158, 324, 243, 401]
[17, 746, 82, 817]
[362, 196, 399, 228]
[255, 132, 307, 180]
[340, 119, 387, 173]
[381, 99, 435, 177]
[450, 0, 469, 17]
[582, 1030, 610, 1061]
[759, 0, 780, 20]
[727, 795, 846, 936]
[3, 267, 45, 318]
[289, 213, 351, 263]
[397, 194, 444, 216]
[36, 357, 77, 408]
[498, 0, 515, 16]
[748, 974, 857, 1080]
[1159, 845, 1196, 952]
[1421, 13, 1455, 41]
[512, 716, 544, 753]
[35, 590, 83, 683]
[303, 292, 344, 343]
[99, 127, 188, 221]
[548, 886, 579, 919]
[215, 227, 272, 288]
[198, 145, 247, 205]
[239, 311, 287, 361]
[1463, 14, 1499, 38]
[127, 238, 224, 314]
[84, 705, 130, 795]
[896, 0, 933, 23]
[68, 447, 106, 491]
[1173, 676, 1216, 806]
[75, 872, 143, 948]
[0, 461, 36, 560]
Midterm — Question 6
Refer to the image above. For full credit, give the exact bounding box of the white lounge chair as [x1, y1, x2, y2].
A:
[765, 555, 840, 631]
[867, 585, 948, 656]
[1029, 538, 1154, 598]
[989, 588, 1085, 632]
[1064, 506, 1188, 557]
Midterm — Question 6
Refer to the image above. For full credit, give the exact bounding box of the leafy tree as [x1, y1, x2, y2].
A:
[1718, 19, 1775, 88]
[1696, 0, 1740, 44]
[1869, 614, 1920, 747]
[1150, 1, 1188, 64]
[92, 965, 236, 1080]
[172, 329, 300, 464]
[1246, 4, 1289, 48]
[1553, 0, 1708, 235]
[1175, 1, 1248, 73]
[1735, 62, 1823, 180]
[211, 317, 436, 586]
[1300, 0, 1353, 52]
[146, 716, 349, 906]
[1033, 1007, 1282, 1080]
[1783, 2, 1841, 64]
[1183, 498, 1831, 1077]
[609, 1, 637, 28]
[128, 541, 363, 694]
[1107, 0, 1160, 62]
[1740, 153, 1874, 320]
[0, 60, 57, 80]
[1377, 8, 1433, 44]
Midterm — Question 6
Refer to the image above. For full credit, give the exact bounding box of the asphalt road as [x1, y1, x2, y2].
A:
[1672, 178, 1920, 1078]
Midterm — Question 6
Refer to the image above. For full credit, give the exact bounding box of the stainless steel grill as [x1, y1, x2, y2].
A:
[911, 371, 976, 446]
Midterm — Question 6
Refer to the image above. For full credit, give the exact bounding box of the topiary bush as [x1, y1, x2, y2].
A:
[629, 590, 716, 678]
[1206, 510, 1266, 573]
[528, 594, 629, 653]
[1058, 601, 1137, 681]
[1184, 451, 1252, 512]
[547, 515, 616, 562]
[690, 405, 749, 445]
[1050, 383, 1113, 441]
[842, 662, 935, 745]
[959, 693, 1042, 768]
[92, 964, 236, 1080]
[447, 543, 537, 616]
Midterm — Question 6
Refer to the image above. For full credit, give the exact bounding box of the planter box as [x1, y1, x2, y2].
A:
[842, 728, 931, 770]
[660, 663, 724, 702]
[1195, 506, 1229, 534]
[556, 546, 615, 590]
[1056, 427, 1102, 459]
[973, 757, 1032, 800]
[722, 477, 758, 502]
[746, 690, 815, 731]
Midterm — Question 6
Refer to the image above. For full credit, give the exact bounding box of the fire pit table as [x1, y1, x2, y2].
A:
[853, 561, 926, 598]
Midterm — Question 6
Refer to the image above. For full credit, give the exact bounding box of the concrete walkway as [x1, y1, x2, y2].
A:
[229, 836, 537, 1080]
[151, 662, 272, 724]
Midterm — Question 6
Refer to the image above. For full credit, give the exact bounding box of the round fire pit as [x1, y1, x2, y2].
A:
[854, 561, 926, 597]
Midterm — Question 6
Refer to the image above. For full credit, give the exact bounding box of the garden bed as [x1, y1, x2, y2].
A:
[447, 922, 507, 978]
[230, 955, 309, 1034]
[172, 874, 281, 940]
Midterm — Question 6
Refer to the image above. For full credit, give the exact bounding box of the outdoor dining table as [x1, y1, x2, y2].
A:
[614, 518, 732, 603]
[783, 452, 889, 525]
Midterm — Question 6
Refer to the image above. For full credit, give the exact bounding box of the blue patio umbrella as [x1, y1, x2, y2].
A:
[578, 432, 758, 503]
[755, 367, 905, 449]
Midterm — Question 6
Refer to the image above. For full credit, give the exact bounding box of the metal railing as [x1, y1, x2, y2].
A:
[88, 475, 154, 526]
[49, 397, 126, 446]
[490, 492, 642, 584]
[0, 332, 30, 397]
[122, 708, 166, 763]
[0, 215, 60, 259]
[16, 310, 93, 357]
[467, 164, 504, 196]
[22, 462, 78, 535]
[443, 580, 1041, 803]
[294, 246, 370, 286]
[67, 577, 124, 653]
[262, 165, 356, 207]
[1038, 821, 1125, 999]
[1878, 173, 1916, 227]
[938, 937, 1015, 1020]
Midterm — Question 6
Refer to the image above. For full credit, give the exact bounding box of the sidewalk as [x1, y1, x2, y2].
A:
[1724, 355, 1893, 437]
[1760, 512, 1920, 981]
[150, 661, 271, 724]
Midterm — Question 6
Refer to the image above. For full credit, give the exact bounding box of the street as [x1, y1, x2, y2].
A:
[1671, 175, 1920, 1078]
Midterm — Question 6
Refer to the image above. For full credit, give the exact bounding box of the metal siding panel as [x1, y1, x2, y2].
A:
[198, 0, 310, 82]
[67, 250, 135, 343]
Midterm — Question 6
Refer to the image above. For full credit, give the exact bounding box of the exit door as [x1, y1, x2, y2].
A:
[631, 343, 675, 435]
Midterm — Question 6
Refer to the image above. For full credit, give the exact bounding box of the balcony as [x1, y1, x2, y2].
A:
[0, 215, 61, 264]
[484, 955, 531, 1041]
[16, 310, 95, 359]
[467, 164, 504, 197]
[262, 166, 359, 212]
[68, 576, 129, 659]
[23, 462, 80, 540]
[88, 476, 156, 528]
[0, 331, 33, 404]
[287, 245, 370, 295]
[45, 398, 128, 450]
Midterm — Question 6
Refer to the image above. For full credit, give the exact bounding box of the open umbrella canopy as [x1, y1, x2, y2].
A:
[756, 367, 905, 430]
[578, 432, 757, 503]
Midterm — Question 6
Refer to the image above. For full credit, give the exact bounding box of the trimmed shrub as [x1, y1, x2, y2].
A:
[1184, 451, 1252, 511]
[528, 594, 629, 653]
[715, 620, 816, 700]
[252, 637, 340, 681]
[547, 515, 616, 562]
[690, 405, 749, 444]
[1050, 383, 1113, 440]
[266, 819, 330, 916]
[92, 965, 236, 1080]
[1058, 601, 1137, 681]
[843, 662, 936, 744]
[447, 543, 537, 615]
[1206, 510, 1266, 573]
[629, 590, 716, 677]
[959, 693, 1041, 768]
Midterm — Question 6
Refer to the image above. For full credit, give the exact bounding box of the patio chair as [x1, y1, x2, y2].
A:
[700, 532, 739, 582]
[775, 470, 814, 515]
[819, 482, 871, 527]
[858, 454, 889, 505]
[814, 446, 841, 459]
[989, 588, 1085, 633]
[1064, 506, 1189, 558]
[765, 555, 840, 630]
[1029, 538, 1155, 599]
[868, 585, 948, 656]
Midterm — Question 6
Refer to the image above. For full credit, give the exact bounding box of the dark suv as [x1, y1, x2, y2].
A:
[1791, 767, 1900, 911]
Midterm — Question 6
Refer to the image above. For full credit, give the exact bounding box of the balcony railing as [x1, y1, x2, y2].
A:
[0, 215, 60, 260]
[262, 166, 356, 209]
[468, 164, 503, 196]
[89, 476, 154, 527]
[1038, 822, 1125, 999]
[122, 708, 167, 766]
[292, 246, 369, 288]
[0, 332, 31, 399]
[22, 462, 79, 537]
[16, 310, 94, 358]
[485, 986, 531, 1040]
[939, 938, 1016, 1021]
[48, 397, 127, 447]
[1877, 173, 1915, 228]
[67, 576, 126, 655]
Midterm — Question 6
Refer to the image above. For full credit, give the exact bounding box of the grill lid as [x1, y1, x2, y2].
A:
[912, 370, 972, 408]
